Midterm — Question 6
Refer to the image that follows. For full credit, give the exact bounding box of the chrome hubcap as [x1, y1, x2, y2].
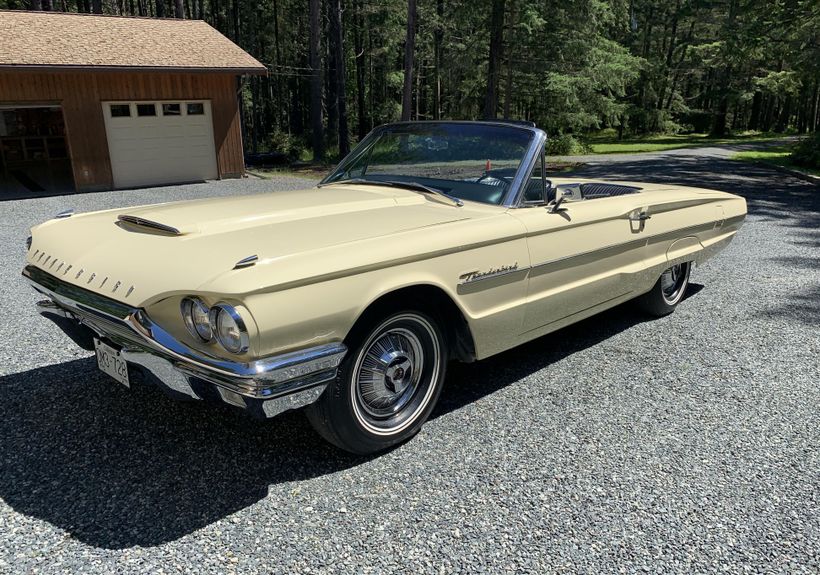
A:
[356, 328, 424, 419]
[661, 263, 688, 304]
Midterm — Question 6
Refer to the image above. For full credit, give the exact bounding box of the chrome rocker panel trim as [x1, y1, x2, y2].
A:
[23, 265, 347, 418]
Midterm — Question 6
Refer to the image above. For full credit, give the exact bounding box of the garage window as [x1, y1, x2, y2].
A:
[162, 103, 181, 116]
[136, 104, 156, 117]
[110, 104, 131, 118]
[187, 103, 205, 116]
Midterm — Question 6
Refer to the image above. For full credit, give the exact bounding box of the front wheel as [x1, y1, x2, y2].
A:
[306, 311, 447, 454]
[636, 262, 691, 317]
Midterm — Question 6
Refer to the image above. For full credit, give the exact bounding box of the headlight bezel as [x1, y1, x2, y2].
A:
[209, 302, 250, 354]
[180, 296, 214, 343]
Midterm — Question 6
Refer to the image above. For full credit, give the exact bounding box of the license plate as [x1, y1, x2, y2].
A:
[94, 338, 130, 388]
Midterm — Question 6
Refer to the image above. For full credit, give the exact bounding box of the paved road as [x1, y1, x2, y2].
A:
[0, 154, 817, 573]
[549, 137, 798, 165]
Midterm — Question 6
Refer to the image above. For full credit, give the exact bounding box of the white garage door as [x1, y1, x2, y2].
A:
[102, 101, 218, 189]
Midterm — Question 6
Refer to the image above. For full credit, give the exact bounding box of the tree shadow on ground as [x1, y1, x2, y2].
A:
[0, 290, 703, 549]
[565, 155, 818, 220]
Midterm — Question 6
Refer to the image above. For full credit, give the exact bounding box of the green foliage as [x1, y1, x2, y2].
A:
[10, 0, 817, 152]
[792, 133, 820, 169]
[547, 134, 591, 156]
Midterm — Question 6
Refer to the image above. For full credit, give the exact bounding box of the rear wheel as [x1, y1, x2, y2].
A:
[306, 311, 447, 454]
[636, 262, 691, 317]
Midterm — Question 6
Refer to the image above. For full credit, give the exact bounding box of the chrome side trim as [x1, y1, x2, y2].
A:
[54, 209, 74, 219]
[529, 218, 736, 271]
[531, 238, 649, 272]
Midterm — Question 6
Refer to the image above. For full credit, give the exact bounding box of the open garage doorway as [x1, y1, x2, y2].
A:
[0, 105, 75, 198]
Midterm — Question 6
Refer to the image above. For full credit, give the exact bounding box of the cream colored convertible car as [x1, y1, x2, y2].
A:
[24, 121, 746, 454]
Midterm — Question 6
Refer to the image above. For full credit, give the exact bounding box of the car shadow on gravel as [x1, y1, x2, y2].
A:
[435, 285, 703, 418]
[0, 286, 702, 550]
[0, 360, 366, 549]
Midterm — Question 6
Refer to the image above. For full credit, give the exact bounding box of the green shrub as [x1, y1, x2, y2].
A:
[791, 133, 820, 169]
[547, 133, 591, 155]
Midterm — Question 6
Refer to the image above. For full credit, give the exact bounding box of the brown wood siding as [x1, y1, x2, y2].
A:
[0, 70, 245, 191]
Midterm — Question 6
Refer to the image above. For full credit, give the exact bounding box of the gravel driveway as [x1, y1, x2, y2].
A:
[1, 157, 818, 574]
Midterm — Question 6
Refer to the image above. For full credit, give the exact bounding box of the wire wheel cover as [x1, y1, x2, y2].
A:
[356, 327, 423, 418]
[351, 314, 441, 435]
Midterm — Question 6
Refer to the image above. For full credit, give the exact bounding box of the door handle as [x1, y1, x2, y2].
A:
[630, 212, 651, 222]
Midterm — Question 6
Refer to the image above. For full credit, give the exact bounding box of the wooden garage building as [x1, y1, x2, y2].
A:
[0, 10, 265, 195]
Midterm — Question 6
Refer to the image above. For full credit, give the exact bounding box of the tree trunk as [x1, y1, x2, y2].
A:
[502, 0, 517, 119]
[272, 0, 281, 128]
[31, 0, 43, 9]
[309, 0, 325, 161]
[775, 96, 791, 133]
[656, 1, 680, 110]
[483, 0, 505, 120]
[174, 0, 184, 17]
[711, 0, 738, 137]
[432, 0, 444, 119]
[154, 0, 164, 17]
[331, 0, 349, 156]
[401, 0, 416, 121]
[234, 0, 240, 41]
[326, 0, 339, 148]
[42, 0, 52, 10]
[354, 0, 368, 139]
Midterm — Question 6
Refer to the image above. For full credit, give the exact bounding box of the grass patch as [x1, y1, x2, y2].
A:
[582, 132, 787, 155]
[731, 146, 820, 177]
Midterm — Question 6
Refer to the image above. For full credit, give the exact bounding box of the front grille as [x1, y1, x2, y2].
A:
[73, 306, 145, 349]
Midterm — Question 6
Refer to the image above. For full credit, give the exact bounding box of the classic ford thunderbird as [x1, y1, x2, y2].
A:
[24, 121, 746, 453]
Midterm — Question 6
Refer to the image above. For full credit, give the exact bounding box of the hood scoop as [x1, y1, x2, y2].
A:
[117, 214, 183, 236]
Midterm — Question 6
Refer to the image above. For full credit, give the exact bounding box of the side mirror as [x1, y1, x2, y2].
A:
[548, 189, 568, 213]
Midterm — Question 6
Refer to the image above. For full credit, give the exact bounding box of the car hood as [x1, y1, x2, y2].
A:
[27, 184, 497, 306]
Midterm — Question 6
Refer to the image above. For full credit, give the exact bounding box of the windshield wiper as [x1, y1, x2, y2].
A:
[319, 178, 463, 207]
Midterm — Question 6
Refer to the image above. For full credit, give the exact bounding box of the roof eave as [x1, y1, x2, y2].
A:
[0, 63, 268, 75]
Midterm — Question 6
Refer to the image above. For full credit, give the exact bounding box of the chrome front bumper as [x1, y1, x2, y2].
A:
[23, 265, 347, 418]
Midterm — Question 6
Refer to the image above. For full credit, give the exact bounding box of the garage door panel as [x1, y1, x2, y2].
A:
[102, 100, 219, 189]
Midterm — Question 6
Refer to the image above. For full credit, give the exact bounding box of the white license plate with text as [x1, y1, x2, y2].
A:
[94, 338, 130, 388]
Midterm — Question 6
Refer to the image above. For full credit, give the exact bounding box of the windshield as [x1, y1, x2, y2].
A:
[321, 123, 536, 206]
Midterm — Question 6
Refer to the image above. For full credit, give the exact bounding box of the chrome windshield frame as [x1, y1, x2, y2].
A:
[319, 121, 547, 209]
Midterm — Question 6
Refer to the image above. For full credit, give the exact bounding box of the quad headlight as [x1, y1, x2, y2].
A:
[180, 297, 213, 342]
[209, 303, 250, 354]
[180, 298, 250, 354]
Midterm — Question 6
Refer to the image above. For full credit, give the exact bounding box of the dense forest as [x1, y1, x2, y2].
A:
[4, 0, 819, 160]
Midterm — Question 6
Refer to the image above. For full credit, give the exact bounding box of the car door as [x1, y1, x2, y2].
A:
[510, 178, 655, 335]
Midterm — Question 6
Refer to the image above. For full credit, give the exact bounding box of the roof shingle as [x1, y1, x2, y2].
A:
[0, 10, 266, 73]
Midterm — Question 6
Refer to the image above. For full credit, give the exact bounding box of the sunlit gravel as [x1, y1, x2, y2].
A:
[0, 164, 817, 574]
